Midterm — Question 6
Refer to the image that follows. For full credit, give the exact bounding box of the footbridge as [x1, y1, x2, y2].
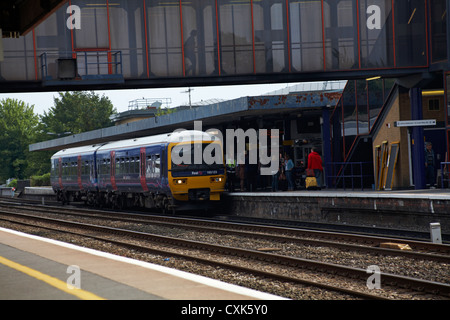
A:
[1, 0, 447, 92]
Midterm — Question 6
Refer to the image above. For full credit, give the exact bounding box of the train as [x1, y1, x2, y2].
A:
[50, 130, 226, 213]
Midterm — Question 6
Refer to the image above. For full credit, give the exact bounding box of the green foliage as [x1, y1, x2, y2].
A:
[156, 107, 176, 116]
[0, 92, 117, 182]
[41, 91, 117, 135]
[0, 98, 40, 180]
[30, 173, 51, 186]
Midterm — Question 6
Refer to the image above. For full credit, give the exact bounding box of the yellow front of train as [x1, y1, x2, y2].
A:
[168, 131, 226, 202]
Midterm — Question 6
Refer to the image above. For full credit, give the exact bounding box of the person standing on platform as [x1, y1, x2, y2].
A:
[237, 153, 246, 191]
[226, 158, 236, 192]
[425, 142, 436, 188]
[307, 147, 324, 188]
[285, 153, 295, 191]
[271, 153, 279, 192]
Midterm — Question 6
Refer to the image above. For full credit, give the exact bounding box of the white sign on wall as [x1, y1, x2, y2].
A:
[394, 119, 436, 127]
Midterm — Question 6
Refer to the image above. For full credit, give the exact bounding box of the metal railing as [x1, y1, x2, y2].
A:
[326, 162, 373, 190]
[440, 162, 450, 188]
[40, 50, 122, 79]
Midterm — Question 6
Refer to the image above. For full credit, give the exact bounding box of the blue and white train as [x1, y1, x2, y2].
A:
[50, 130, 226, 213]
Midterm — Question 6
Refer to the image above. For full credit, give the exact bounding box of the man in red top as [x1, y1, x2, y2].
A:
[307, 147, 323, 188]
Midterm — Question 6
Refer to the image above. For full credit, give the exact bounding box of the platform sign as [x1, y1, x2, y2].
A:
[394, 119, 436, 127]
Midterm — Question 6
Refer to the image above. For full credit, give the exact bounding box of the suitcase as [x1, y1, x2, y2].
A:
[305, 176, 319, 190]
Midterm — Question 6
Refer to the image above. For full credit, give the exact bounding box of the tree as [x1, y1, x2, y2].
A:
[0, 98, 40, 181]
[41, 91, 117, 135]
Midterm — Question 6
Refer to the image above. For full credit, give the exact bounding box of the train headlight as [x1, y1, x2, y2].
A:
[210, 177, 223, 183]
[174, 179, 187, 185]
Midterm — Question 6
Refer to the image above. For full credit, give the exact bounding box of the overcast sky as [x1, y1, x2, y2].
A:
[0, 83, 294, 116]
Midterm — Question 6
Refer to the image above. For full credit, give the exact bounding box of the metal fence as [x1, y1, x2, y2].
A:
[325, 162, 374, 190]
[440, 162, 450, 188]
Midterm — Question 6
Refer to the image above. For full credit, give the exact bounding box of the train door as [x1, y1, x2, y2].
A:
[110, 151, 117, 190]
[58, 157, 63, 189]
[77, 155, 82, 190]
[161, 148, 166, 178]
[140, 148, 149, 192]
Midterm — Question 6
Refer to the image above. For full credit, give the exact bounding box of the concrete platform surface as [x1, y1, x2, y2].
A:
[0, 227, 285, 300]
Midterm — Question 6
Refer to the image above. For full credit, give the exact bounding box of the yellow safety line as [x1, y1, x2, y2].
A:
[0, 256, 105, 300]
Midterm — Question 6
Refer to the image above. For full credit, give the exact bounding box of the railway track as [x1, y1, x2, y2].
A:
[0, 200, 449, 300]
[2, 200, 449, 262]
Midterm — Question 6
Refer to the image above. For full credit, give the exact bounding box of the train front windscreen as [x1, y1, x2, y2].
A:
[170, 143, 224, 177]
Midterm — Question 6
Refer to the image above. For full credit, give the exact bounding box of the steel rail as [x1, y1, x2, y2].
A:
[1, 210, 449, 299]
[2, 202, 449, 263]
[0, 213, 388, 300]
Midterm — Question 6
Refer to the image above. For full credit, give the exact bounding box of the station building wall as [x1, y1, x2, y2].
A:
[372, 91, 409, 189]
[372, 89, 446, 189]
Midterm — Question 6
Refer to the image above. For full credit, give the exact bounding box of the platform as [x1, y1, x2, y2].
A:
[225, 189, 450, 234]
[0, 227, 285, 300]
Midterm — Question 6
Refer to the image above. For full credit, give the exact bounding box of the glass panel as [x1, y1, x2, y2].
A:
[73, 0, 109, 49]
[429, 0, 448, 63]
[253, 1, 288, 73]
[359, 0, 394, 68]
[342, 80, 357, 157]
[288, 0, 323, 72]
[323, 0, 358, 70]
[368, 79, 384, 131]
[330, 100, 344, 163]
[446, 74, 450, 126]
[148, 0, 183, 77]
[383, 78, 396, 100]
[356, 80, 369, 134]
[218, 0, 254, 75]
[1, 9, 71, 81]
[0, 34, 36, 81]
[109, 1, 146, 78]
[394, 0, 427, 67]
[181, 0, 217, 76]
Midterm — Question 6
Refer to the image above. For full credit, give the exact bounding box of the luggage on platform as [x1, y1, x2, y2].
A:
[305, 176, 319, 190]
